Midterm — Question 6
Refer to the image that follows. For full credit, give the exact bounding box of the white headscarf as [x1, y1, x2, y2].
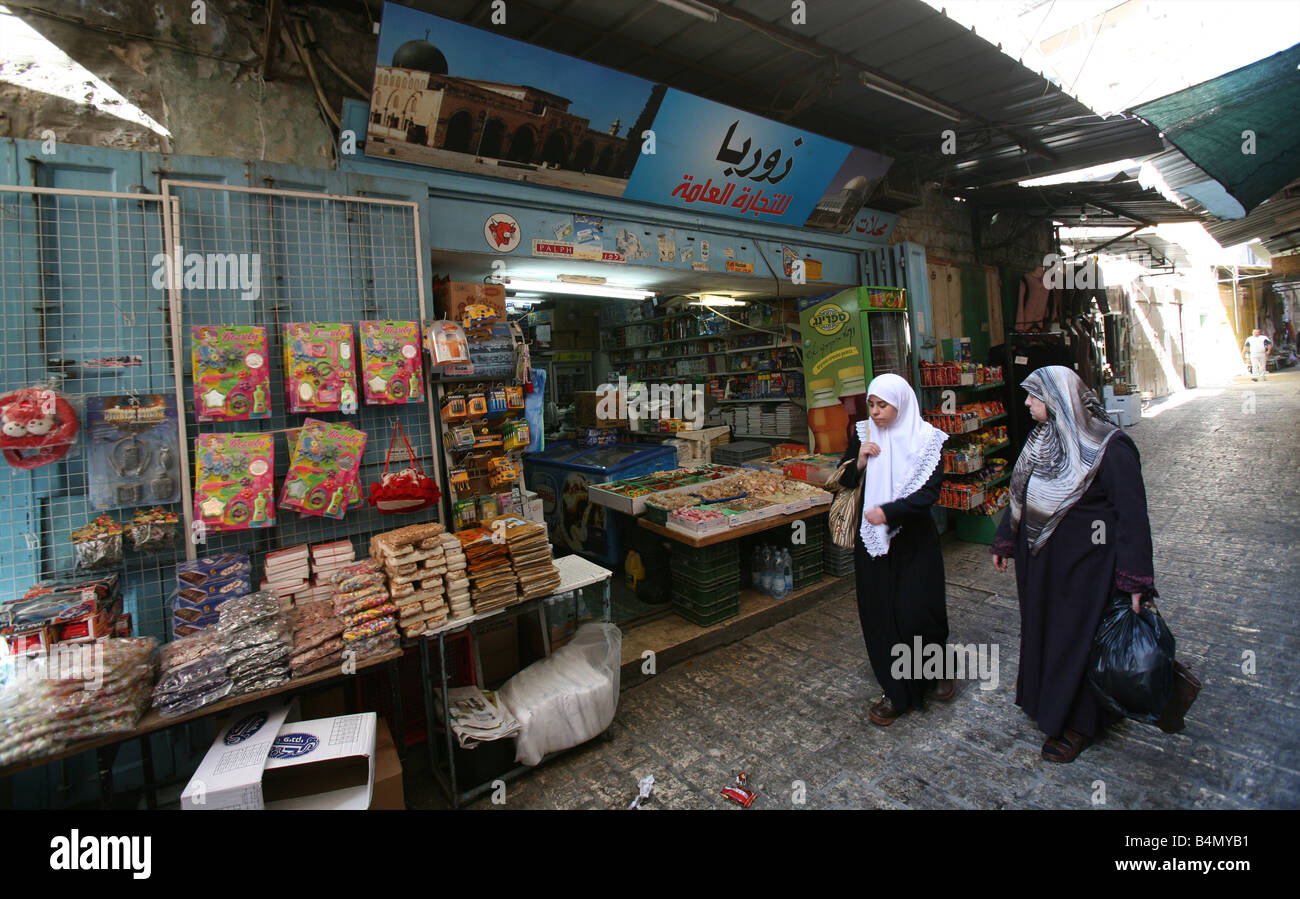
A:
[858, 373, 947, 557]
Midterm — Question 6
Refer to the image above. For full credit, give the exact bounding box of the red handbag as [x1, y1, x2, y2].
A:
[366, 420, 441, 513]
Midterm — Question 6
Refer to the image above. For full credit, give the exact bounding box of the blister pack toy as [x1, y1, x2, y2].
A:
[86, 394, 181, 511]
[282, 323, 358, 414]
[281, 418, 367, 520]
[193, 433, 276, 532]
[359, 320, 424, 406]
[191, 325, 271, 422]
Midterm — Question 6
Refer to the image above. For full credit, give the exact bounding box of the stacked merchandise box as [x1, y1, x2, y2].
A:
[173, 554, 251, 637]
[369, 523, 448, 639]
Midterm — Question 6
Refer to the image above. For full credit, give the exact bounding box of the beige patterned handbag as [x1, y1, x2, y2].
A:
[825, 459, 863, 550]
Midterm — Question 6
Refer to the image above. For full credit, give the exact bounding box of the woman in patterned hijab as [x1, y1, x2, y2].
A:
[992, 366, 1156, 763]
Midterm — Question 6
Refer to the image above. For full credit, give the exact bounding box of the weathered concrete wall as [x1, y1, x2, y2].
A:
[892, 186, 1052, 270]
[0, 0, 376, 167]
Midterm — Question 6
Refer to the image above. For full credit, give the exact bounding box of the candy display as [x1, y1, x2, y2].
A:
[128, 507, 179, 554]
[283, 322, 358, 414]
[0, 387, 79, 470]
[173, 553, 251, 637]
[154, 630, 230, 718]
[939, 481, 986, 511]
[194, 433, 275, 532]
[71, 516, 124, 572]
[923, 400, 1005, 435]
[920, 361, 1004, 387]
[281, 419, 367, 520]
[86, 394, 181, 511]
[191, 325, 272, 421]
[359, 320, 424, 405]
[2, 573, 123, 651]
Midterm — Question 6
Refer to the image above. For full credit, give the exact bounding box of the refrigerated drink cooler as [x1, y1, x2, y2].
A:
[522, 441, 677, 565]
[798, 287, 913, 455]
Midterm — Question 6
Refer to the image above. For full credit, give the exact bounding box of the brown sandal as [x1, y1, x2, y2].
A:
[1041, 729, 1089, 763]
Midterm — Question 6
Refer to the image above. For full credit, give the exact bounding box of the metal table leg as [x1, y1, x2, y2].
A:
[438, 631, 460, 809]
[419, 638, 438, 783]
[388, 657, 406, 764]
[139, 734, 157, 810]
[96, 744, 119, 809]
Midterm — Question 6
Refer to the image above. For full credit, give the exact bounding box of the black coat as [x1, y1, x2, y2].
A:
[840, 428, 949, 712]
[993, 431, 1155, 738]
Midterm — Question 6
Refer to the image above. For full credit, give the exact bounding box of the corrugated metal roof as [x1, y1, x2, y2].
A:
[958, 175, 1203, 226]
[380, 0, 1165, 195]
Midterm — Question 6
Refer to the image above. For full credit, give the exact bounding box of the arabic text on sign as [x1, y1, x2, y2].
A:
[670, 175, 795, 218]
[715, 121, 803, 185]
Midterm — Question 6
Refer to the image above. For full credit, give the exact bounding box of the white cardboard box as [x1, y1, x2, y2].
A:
[262, 712, 377, 810]
[181, 705, 376, 811]
[181, 700, 298, 810]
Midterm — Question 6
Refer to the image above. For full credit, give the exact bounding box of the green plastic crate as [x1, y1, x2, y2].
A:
[672, 600, 741, 627]
[672, 542, 739, 568]
[670, 574, 740, 606]
[673, 555, 740, 587]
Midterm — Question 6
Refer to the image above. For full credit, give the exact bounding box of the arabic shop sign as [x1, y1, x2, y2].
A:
[622, 89, 892, 230]
[368, 5, 894, 240]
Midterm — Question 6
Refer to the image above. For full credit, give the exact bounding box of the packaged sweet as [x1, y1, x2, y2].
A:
[223, 619, 291, 653]
[129, 507, 179, 553]
[156, 679, 233, 718]
[217, 591, 281, 633]
[71, 516, 124, 571]
[0, 386, 80, 471]
[281, 419, 368, 520]
[191, 325, 272, 422]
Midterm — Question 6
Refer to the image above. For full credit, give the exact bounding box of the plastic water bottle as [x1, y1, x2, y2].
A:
[751, 546, 762, 590]
[761, 547, 774, 595]
[781, 550, 794, 598]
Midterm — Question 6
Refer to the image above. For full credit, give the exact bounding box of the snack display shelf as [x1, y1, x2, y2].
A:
[922, 380, 1005, 392]
[639, 506, 827, 548]
[718, 397, 797, 403]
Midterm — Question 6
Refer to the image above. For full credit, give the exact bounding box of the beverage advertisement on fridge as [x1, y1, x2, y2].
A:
[798, 287, 912, 455]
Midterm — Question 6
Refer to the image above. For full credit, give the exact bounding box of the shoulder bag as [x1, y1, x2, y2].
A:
[825, 459, 863, 551]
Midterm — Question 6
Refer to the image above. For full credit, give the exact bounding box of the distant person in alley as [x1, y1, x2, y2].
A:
[1244, 328, 1272, 381]
[837, 373, 952, 726]
[992, 366, 1156, 763]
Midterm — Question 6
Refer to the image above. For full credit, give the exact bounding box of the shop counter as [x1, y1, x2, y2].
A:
[637, 506, 829, 547]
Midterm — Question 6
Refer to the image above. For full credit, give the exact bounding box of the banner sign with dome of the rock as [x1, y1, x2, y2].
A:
[367, 3, 894, 239]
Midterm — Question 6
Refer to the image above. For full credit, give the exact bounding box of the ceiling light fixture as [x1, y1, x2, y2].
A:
[690, 295, 747, 307]
[858, 71, 962, 123]
[653, 0, 718, 23]
[494, 277, 655, 301]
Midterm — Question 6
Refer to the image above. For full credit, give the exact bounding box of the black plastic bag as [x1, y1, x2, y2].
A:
[1087, 592, 1176, 723]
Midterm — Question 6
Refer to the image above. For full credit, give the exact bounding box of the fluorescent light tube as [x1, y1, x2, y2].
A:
[496, 278, 655, 300]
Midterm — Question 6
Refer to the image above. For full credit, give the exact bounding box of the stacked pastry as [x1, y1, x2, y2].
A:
[287, 597, 344, 679]
[440, 532, 472, 620]
[331, 559, 398, 659]
[506, 520, 563, 601]
[460, 530, 518, 614]
[261, 545, 310, 605]
[370, 523, 450, 639]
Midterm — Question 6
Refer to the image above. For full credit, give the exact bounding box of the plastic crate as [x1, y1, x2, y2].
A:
[673, 552, 740, 585]
[793, 563, 824, 590]
[672, 541, 739, 569]
[671, 599, 741, 627]
[670, 573, 741, 606]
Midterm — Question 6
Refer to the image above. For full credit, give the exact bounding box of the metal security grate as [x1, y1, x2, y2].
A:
[0, 186, 174, 635]
[0, 181, 436, 643]
[160, 181, 437, 598]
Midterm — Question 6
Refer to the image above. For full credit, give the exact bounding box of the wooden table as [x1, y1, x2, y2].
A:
[638, 505, 829, 547]
[0, 647, 406, 807]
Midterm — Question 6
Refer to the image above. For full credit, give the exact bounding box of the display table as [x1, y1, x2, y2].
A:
[638, 505, 828, 547]
[0, 647, 406, 808]
[417, 555, 613, 808]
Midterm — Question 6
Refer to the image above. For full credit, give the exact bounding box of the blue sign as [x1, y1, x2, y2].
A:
[224, 710, 269, 745]
[269, 733, 320, 759]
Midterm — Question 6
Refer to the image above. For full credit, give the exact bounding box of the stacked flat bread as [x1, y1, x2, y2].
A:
[505, 521, 562, 601]
[370, 522, 450, 639]
[459, 529, 518, 614]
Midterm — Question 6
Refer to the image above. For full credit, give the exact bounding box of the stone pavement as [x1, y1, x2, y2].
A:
[456, 371, 1300, 810]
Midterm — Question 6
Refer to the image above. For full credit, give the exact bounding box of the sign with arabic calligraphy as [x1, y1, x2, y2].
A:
[623, 89, 891, 230]
[368, 4, 893, 238]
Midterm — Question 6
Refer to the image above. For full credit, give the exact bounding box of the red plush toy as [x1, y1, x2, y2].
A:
[0, 388, 79, 469]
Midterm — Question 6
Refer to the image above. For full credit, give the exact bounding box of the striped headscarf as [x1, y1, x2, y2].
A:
[1008, 366, 1119, 555]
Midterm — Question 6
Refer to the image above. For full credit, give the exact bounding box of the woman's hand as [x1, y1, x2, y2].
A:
[992, 554, 1009, 573]
[865, 506, 887, 526]
[1131, 593, 1143, 614]
[857, 441, 881, 471]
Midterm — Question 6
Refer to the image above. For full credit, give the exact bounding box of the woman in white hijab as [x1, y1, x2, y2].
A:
[992, 366, 1155, 763]
[836, 373, 952, 726]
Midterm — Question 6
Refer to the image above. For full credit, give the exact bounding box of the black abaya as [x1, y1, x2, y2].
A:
[993, 431, 1155, 739]
[840, 429, 949, 712]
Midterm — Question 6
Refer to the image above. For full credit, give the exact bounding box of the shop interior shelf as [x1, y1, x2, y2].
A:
[922, 381, 1005, 392]
[718, 397, 797, 403]
[977, 413, 1007, 427]
[722, 343, 796, 354]
[612, 337, 727, 351]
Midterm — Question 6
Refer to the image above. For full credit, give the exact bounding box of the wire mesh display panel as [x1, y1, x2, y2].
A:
[161, 181, 436, 624]
[0, 186, 177, 638]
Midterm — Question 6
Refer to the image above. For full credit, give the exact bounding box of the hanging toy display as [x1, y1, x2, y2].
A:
[0, 387, 79, 470]
[85, 394, 181, 511]
[366, 419, 441, 514]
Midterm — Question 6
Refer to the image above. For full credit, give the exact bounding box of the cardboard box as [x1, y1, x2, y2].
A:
[368, 717, 405, 810]
[182, 700, 298, 810]
[476, 616, 519, 686]
[262, 713, 377, 810]
[575, 390, 626, 429]
[434, 281, 506, 323]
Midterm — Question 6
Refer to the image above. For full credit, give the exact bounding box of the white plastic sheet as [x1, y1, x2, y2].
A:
[499, 622, 621, 766]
